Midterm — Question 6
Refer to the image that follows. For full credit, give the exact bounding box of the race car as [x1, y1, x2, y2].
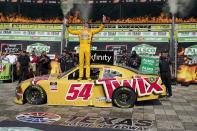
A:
[15, 64, 166, 108]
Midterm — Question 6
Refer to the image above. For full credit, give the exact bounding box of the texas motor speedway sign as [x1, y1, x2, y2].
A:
[64, 115, 153, 130]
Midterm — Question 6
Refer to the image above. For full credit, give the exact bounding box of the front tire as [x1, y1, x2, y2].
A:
[112, 87, 137, 108]
[25, 85, 47, 105]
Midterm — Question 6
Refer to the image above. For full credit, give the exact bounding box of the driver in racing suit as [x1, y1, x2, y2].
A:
[65, 15, 106, 80]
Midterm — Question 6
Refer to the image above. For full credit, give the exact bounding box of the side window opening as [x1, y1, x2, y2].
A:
[102, 68, 122, 79]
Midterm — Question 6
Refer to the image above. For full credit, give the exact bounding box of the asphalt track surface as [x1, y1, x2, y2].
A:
[0, 82, 197, 131]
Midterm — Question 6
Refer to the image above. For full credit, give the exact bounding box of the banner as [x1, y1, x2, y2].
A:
[68, 32, 169, 42]
[0, 63, 11, 80]
[69, 32, 169, 37]
[0, 41, 61, 55]
[0, 30, 61, 37]
[177, 43, 197, 84]
[0, 35, 61, 41]
[1, 44, 22, 53]
[139, 56, 159, 75]
[0, 23, 62, 31]
[26, 43, 50, 55]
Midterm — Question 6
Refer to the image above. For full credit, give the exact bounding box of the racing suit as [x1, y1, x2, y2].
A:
[67, 24, 104, 79]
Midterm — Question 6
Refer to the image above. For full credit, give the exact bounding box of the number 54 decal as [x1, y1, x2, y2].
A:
[66, 83, 94, 101]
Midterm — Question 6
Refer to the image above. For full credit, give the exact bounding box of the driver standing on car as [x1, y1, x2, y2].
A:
[65, 15, 106, 80]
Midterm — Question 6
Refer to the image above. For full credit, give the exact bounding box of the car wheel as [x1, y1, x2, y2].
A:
[25, 85, 47, 105]
[112, 87, 137, 108]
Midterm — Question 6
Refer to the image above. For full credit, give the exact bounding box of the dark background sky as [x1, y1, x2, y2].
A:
[0, 1, 197, 20]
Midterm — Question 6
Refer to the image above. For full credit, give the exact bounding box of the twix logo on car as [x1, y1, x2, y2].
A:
[65, 76, 163, 101]
[96, 76, 163, 100]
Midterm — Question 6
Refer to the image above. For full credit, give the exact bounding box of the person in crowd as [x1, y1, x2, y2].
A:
[0, 52, 9, 63]
[65, 15, 106, 80]
[17, 51, 30, 83]
[32, 48, 39, 56]
[0, 52, 3, 62]
[159, 50, 172, 97]
[30, 51, 38, 77]
[6, 52, 17, 81]
[127, 50, 141, 69]
[38, 51, 51, 75]
[73, 53, 79, 67]
[60, 51, 75, 73]
[59, 51, 67, 73]
[118, 49, 128, 66]
[50, 55, 61, 74]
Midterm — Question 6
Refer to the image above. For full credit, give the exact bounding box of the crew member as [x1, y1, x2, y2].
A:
[128, 50, 141, 69]
[159, 50, 172, 97]
[38, 51, 51, 75]
[65, 15, 106, 80]
[17, 51, 30, 83]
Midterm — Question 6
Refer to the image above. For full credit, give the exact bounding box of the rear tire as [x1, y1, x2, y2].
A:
[25, 85, 47, 105]
[112, 87, 137, 108]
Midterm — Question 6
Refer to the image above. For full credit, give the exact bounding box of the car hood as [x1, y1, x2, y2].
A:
[32, 74, 59, 85]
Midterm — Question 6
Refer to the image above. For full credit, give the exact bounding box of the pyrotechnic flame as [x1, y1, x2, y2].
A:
[177, 65, 197, 83]
[1, 13, 197, 23]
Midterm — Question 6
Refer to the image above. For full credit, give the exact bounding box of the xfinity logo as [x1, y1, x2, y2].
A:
[91, 50, 114, 65]
[91, 53, 112, 62]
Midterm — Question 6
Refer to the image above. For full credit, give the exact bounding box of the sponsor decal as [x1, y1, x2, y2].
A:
[65, 83, 94, 101]
[184, 45, 197, 65]
[177, 44, 197, 84]
[0, 63, 5, 72]
[64, 115, 153, 130]
[96, 76, 163, 100]
[132, 44, 157, 55]
[0, 63, 11, 80]
[32, 75, 50, 85]
[16, 112, 61, 123]
[50, 82, 58, 91]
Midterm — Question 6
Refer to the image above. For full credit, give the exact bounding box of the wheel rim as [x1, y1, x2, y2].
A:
[29, 89, 41, 102]
[118, 92, 130, 105]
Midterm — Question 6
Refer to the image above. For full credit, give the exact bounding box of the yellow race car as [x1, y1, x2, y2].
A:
[15, 64, 166, 108]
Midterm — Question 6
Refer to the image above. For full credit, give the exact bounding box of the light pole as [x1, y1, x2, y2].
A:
[170, 14, 177, 82]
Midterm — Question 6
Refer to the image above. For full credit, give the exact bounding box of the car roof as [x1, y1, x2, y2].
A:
[58, 64, 140, 79]
[90, 64, 140, 74]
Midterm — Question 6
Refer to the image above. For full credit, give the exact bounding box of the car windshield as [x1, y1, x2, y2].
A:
[57, 67, 77, 79]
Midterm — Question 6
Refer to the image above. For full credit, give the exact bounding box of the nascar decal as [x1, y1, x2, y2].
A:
[96, 77, 163, 100]
[16, 112, 61, 123]
[65, 83, 94, 101]
[50, 82, 57, 91]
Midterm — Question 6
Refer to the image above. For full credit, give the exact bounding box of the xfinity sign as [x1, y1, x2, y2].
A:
[91, 50, 114, 65]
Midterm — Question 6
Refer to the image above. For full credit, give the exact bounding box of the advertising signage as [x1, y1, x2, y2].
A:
[68, 32, 169, 42]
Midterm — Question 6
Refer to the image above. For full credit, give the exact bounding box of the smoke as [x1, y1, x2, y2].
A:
[60, 0, 92, 20]
[167, 0, 195, 17]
